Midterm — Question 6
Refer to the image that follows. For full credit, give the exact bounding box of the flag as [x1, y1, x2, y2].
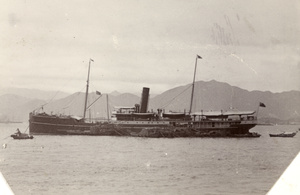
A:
[96, 91, 101, 95]
[90, 58, 94, 62]
[259, 102, 266, 107]
[197, 55, 202, 59]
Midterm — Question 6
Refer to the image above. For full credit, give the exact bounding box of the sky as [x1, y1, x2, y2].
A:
[1, 0, 300, 95]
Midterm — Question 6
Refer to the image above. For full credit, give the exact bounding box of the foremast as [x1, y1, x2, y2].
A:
[189, 55, 202, 114]
[83, 59, 94, 119]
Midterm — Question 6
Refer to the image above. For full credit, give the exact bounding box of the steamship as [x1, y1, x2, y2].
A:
[29, 56, 260, 137]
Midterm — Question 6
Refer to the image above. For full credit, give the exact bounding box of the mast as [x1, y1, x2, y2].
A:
[106, 94, 110, 121]
[189, 55, 202, 114]
[83, 59, 94, 119]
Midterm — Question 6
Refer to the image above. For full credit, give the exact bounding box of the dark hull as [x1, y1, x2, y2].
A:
[29, 113, 97, 135]
[11, 134, 34, 139]
[29, 113, 258, 137]
[90, 121, 258, 138]
[269, 133, 296, 137]
[229, 133, 260, 138]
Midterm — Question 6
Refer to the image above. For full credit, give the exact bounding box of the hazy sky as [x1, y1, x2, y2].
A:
[1, 0, 299, 95]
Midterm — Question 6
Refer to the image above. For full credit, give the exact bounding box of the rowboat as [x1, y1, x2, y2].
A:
[11, 133, 34, 140]
[269, 131, 297, 137]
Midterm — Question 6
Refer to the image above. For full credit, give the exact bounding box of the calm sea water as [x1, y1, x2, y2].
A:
[0, 123, 299, 195]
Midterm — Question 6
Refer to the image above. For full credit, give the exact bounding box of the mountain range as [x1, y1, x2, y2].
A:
[0, 87, 70, 100]
[0, 80, 299, 124]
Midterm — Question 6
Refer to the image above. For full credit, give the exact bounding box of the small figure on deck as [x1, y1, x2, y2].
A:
[16, 128, 21, 136]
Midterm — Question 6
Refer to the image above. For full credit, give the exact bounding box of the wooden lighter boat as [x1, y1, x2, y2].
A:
[269, 131, 297, 137]
[11, 133, 34, 140]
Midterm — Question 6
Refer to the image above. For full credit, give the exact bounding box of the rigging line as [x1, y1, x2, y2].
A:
[36, 88, 69, 110]
[39, 76, 86, 110]
[23, 126, 29, 133]
[62, 89, 85, 110]
[160, 85, 192, 109]
[35, 90, 65, 112]
[106, 95, 118, 107]
[35, 62, 91, 111]
[90, 83, 99, 93]
[86, 95, 102, 110]
[107, 95, 117, 111]
[33, 85, 86, 112]
[45, 90, 63, 106]
[54, 62, 91, 97]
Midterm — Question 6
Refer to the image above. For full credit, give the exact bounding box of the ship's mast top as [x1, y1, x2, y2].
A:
[83, 59, 94, 119]
[189, 55, 202, 114]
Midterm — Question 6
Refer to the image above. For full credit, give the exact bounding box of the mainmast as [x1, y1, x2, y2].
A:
[106, 94, 110, 121]
[189, 55, 202, 114]
[83, 59, 94, 119]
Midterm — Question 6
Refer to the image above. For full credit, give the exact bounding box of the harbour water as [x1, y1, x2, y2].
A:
[0, 123, 299, 195]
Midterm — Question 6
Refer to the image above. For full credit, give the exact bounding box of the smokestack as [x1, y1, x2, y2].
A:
[140, 87, 150, 113]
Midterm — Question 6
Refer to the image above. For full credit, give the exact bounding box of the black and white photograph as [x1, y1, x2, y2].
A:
[1, 0, 299, 194]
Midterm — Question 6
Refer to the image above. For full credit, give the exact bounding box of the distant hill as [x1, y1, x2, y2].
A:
[0, 94, 46, 122]
[0, 87, 70, 100]
[109, 91, 121, 96]
[0, 80, 299, 124]
[148, 80, 300, 123]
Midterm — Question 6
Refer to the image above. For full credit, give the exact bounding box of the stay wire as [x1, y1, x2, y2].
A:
[62, 86, 86, 110]
[160, 85, 192, 109]
[33, 63, 89, 111]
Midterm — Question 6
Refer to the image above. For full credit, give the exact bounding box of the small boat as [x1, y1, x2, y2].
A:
[11, 128, 34, 139]
[269, 131, 297, 137]
[11, 133, 34, 139]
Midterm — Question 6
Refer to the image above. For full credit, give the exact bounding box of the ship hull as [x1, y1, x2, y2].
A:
[269, 133, 296, 137]
[29, 113, 97, 135]
[90, 120, 258, 138]
[29, 113, 258, 137]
